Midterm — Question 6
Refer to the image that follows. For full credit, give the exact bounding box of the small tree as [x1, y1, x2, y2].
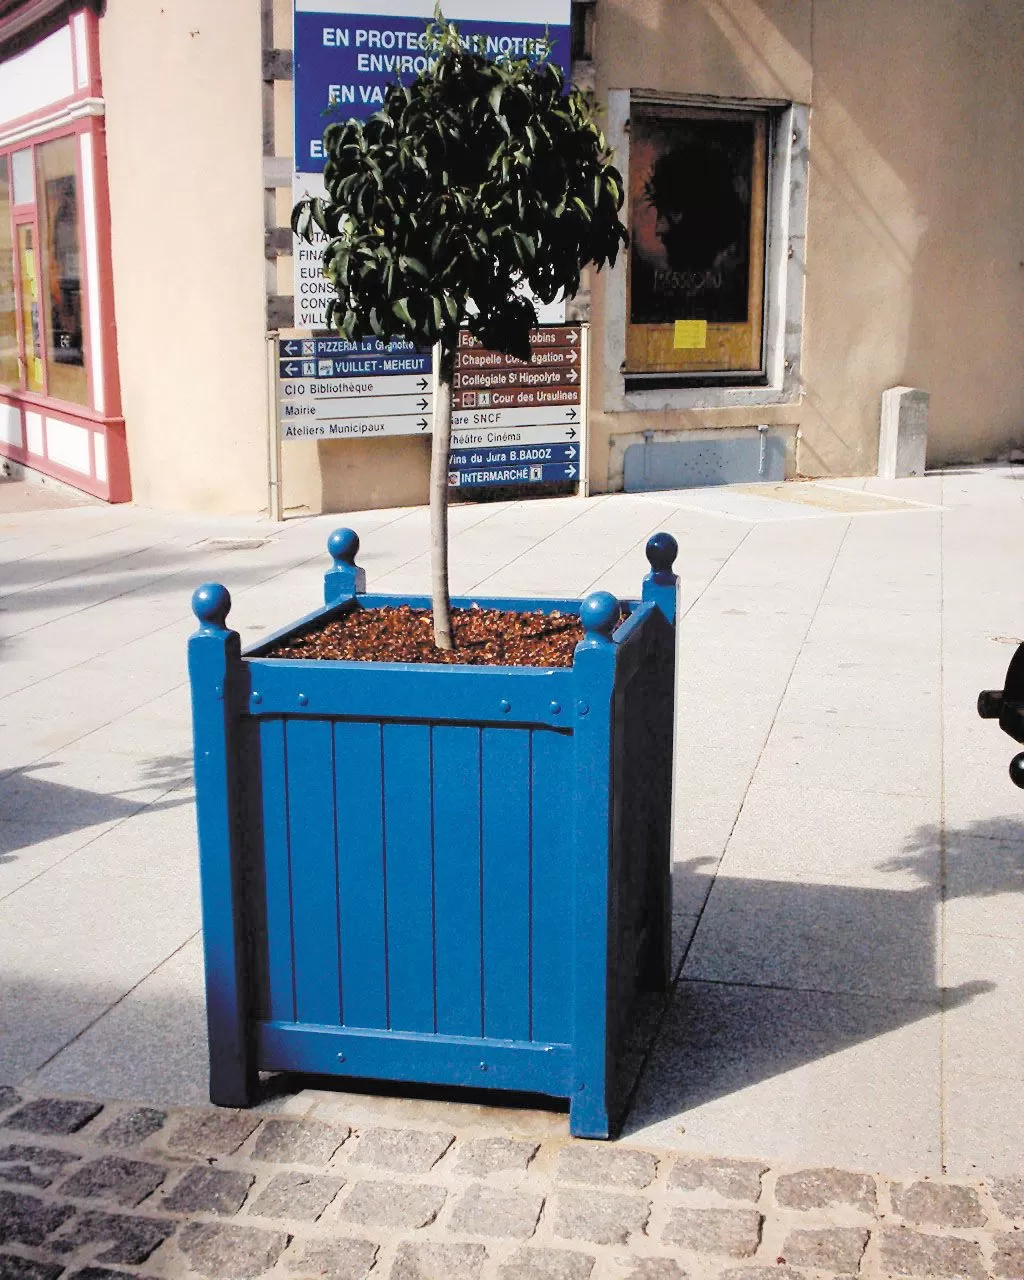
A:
[293, 10, 627, 649]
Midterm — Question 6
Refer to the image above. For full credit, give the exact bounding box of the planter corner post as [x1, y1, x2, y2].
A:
[188, 583, 257, 1108]
[324, 527, 366, 604]
[568, 590, 621, 1138]
[642, 531, 679, 623]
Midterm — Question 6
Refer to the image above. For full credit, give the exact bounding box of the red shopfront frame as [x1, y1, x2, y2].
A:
[0, 5, 129, 502]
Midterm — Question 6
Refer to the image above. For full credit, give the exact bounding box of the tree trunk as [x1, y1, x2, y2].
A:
[429, 342, 454, 650]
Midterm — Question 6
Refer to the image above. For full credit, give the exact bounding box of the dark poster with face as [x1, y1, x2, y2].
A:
[630, 114, 754, 326]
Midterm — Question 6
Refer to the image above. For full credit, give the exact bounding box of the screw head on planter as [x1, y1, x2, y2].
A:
[192, 583, 232, 630]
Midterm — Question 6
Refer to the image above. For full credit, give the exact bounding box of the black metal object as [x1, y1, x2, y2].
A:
[978, 642, 1024, 788]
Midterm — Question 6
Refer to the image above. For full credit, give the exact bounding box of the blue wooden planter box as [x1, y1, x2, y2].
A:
[188, 529, 678, 1138]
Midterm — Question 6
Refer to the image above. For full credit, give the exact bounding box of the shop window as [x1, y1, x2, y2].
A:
[0, 132, 89, 408]
[626, 103, 768, 383]
[36, 136, 86, 405]
[0, 158, 17, 386]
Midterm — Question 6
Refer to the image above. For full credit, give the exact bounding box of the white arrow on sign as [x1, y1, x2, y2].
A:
[451, 423, 581, 448]
[279, 374, 431, 399]
[452, 406, 581, 430]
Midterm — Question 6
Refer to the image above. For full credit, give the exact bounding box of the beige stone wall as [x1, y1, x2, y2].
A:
[100, 0, 1023, 514]
[590, 0, 1024, 483]
[801, 0, 1024, 472]
[101, 0, 269, 514]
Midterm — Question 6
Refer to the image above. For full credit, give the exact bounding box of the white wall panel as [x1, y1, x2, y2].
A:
[0, 402, 22, 447]
[25, 411, 43, 455]
[44, 417, 90, 473]
[93, 430, 107, 482]
[0, 27, 75, 127]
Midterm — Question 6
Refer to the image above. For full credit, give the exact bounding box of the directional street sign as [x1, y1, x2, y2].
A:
[448, 325, 584, 490]
[282, 414, 430, 440]
[277, 336, 433, 442]
[450, 443, 579, 469]
[452, 406, 579, 430]
[452, 422, 579, 446]
[281, 373, 430, 400]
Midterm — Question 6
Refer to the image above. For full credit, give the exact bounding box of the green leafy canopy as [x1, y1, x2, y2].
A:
[292, 7, 628, 367]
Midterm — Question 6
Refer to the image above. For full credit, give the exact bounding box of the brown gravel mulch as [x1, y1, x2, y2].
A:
[266, 603, 585, 668]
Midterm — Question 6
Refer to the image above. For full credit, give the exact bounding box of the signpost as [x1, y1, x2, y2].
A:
[276, 336, 433, 441]
[448, 325, 586, 493]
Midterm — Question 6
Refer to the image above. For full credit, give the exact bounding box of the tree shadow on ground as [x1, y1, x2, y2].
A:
[0, 755, 193, 862]
[622, 817, 1021, 1133]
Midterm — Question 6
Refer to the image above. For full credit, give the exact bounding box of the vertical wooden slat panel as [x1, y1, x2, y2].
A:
[383, 723, 435, 1033]
[285, 719, 342, 1026]
[432, 725, 483, 1037]
[530, 729, 573, 1044]
[481, 727, 531, 1040]
[335, 720, 389, 1029]
[259, 717, 295, 1023]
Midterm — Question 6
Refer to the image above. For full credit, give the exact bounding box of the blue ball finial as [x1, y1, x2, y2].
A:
[579, 591, 620, 639]
[328, 528, 360, 567]
[191, 583, 231, 629]
[646, 532, 678, 576]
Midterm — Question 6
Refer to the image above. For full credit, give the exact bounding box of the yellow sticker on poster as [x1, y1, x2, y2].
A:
[31, 357, 43, 386]
[673, 320, 708, 350]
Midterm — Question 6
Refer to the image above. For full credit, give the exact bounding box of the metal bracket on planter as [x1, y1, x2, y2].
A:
[978, 641, 1024, 788]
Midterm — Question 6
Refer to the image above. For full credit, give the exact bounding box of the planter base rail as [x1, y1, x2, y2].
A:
[188, 528, 679, 1138]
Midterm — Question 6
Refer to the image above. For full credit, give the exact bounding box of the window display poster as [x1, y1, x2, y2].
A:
[629, 113, 755, 326]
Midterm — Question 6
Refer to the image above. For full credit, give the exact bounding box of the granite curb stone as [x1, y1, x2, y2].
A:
[351, 1129, 455, 1174]
[2, 1102, 102, 1137]
[390, 1240, 488, 1279]
[251, 1119, 350, 1166]
[282, 1236, 379, 1279]
[667, 1157, 767, 1203]
[0, 1092, 1022, 1279]
[552, 1189, 652, 1245]
[448, 1183, 545, 1239]
[249, 1170, 344, 1221]
[176, 1220, 291, 1278]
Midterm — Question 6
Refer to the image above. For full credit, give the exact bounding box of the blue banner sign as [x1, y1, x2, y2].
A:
[449, 461, 579, 488]
[295, 2, 571, 175]
[450, 443, 578, 469]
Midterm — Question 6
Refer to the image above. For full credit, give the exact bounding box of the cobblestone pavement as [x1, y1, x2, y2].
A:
[0, 1088, 1020, 1280]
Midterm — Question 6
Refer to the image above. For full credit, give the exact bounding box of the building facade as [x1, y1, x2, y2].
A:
[0, 0, 1021, 513]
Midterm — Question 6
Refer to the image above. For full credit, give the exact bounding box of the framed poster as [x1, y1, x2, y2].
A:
[626, 104, 768, 379]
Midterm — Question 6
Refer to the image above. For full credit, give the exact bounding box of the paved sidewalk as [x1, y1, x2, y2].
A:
[1, 466, 1023, 1278]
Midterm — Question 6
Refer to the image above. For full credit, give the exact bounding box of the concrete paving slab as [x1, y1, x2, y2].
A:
[715, 778, 939, 888]
[943, 1070, 1024, 1178]
[32, 934, 210, 1105]
[754, 721, 940, 799]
